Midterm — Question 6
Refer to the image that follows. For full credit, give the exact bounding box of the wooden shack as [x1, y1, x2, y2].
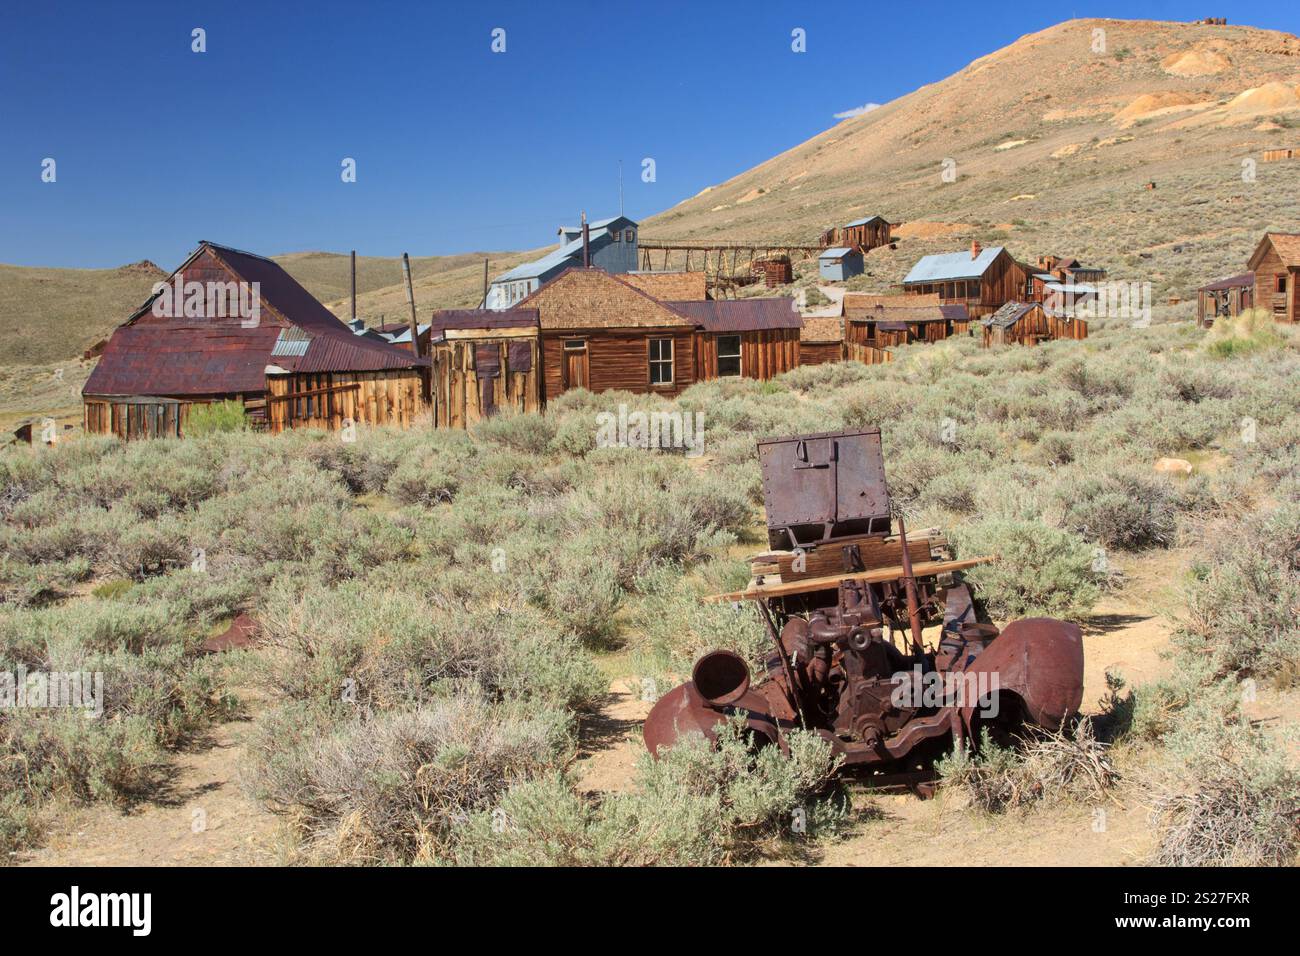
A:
[83, 242, 428, 439]
[426, 309, 541, 428]
[901, 242, 1028, 319]
[1246, 232, 1300, 322]
[841, 215, 892, 252]
[981, 301, 1087, 347]
[799, 316, 844, 365]
[668, 299, 802, 380]
[1196, 272, 1254, 327]
[1262, 148, 1297, 163]
[753, 257, 793, 288]
[843, 293, 955, 350]
[516, 267, 697, 398]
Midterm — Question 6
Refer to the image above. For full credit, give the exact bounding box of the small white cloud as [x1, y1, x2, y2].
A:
[833, 103, 881, 120]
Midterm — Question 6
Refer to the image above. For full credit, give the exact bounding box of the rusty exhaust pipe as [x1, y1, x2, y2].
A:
[692, 650, 751, 707]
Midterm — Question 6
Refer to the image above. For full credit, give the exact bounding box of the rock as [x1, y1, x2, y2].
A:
[1154, 457, 1193, 475]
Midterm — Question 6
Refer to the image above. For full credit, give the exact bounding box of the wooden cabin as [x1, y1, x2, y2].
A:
[821, 215, 892, 253]
[753, 257, 793, 288]
[818, 247, 864, 281]
[981, 301, 1087, 347]
[901, 242, 1028, 319]
[83, 242, 429, 439]
[426, 310, 541, 428]
[517, 267, 697, 399]
[668, 299, 802, 381]
[1196, 272, 1254, 327]
[842, 293, 958, 350]
[799, 317, 844, 365]
[1246, 233, 1300, 322]
[621, 271, 709, 301]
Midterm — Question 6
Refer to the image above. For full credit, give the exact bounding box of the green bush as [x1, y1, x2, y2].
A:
[951, 519, 1101, 620]
[184, 400, 248, 436]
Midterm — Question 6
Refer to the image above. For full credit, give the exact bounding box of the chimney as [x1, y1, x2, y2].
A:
[350, 250, 357, 324]
[581, 211, 590, 268]
[971, 239, 982, 261]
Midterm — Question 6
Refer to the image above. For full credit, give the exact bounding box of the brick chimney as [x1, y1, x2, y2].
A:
[971, 239, 982, 260]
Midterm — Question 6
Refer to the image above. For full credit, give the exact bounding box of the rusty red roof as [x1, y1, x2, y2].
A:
[85, 242, 425, 398]
[1198, 272, 1254, 292]
[666, 298, 801, 332]
[429, 309, 539, 335]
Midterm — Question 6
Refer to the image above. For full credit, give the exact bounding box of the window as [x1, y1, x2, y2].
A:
[625, 229, 635, 243]
[611, 230, 621, 242]
[716, 334, 741, 377]
[648, 337, 673, 385]
[563, 339, 586, 351]
[1277, 275, 1288, 293]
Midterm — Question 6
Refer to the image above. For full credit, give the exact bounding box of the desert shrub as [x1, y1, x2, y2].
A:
[1149, 703, 1299, 866]
[520, 536, 623, 647]
[245, 694, 573, 863]
[471, 413, 556, 455]
[449, 715, 843, 866]
[937, 721, 1117, 813]
[1059, 471, 1180, 551]
[1175, 504, 1300, 679]
[384, 455, 459, 505]
[1203, 309, 1288, 359]
[184, 400, 248, 435]
[950, 519, 1101, 619]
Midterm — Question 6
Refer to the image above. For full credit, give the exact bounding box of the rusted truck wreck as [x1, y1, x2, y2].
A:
[644, 428, 1084, 776]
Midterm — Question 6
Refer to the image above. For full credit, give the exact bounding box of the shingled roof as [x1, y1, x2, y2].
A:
[85, 241, 424, 398]
[982, 301, 1038, 329]
[1249, 233, 1300, 271]
[515, 268, 693, 330]
[842, 292, 939, 317]
[621, 271, 709, 301]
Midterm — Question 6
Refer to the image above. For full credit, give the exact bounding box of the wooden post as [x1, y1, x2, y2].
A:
[402, 252, 421, 358]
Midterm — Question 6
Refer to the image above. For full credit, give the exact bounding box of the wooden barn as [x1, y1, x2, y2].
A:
[901, 242, 1028, 319]
[799, 317, 844, 365]
[1246, 232, 1300, 322]
[517, 267, 697, 398]
[426, 310, 541, 428]
[1196, 272, 1254, 327]
[83, 241, 429, 440]
[667, 299, 802, 381]
[981, 301, 1088, 347]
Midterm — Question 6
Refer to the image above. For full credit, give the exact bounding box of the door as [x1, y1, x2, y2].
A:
[563, 339, 588, 390]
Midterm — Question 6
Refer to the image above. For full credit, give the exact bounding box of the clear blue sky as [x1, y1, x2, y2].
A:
[1, 0, 1295, 268]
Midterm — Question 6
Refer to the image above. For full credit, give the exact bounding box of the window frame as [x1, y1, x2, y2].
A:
[715, 334, 742, 377]
[648, 337, 674, 387]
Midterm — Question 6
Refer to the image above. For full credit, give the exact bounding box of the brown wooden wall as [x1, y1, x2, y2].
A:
[84, 397, 193, 440]
[266, 370, 427, 432]
[431, 334, 540, 429]
[904, 250, 1028, 318]
[1197, 286, 1253, 326]
[798, 341, 842, 365]
[843, 343, 893, 365]
[694, 328, 800, 381]
[1252, 249, 1297, 322]
[982, 308, 1087, 347]
[541, 326, 696, 399]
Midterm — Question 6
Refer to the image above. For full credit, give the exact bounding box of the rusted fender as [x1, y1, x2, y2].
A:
[958, 617, 1084, 731]
[643, 652, 782, 757]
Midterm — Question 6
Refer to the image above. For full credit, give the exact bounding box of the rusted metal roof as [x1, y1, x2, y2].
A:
[1198, 271, 1254, 292]
[85, 242, 425, 398]
[667, 298, 801, 332]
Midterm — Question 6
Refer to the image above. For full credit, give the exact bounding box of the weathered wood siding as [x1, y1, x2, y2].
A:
[84, 397, 192, 440]
[1251, 247, 1297, 322]
[843, 342, 893, 365]
[266, 370, 427, 432]
[431, 332, 540, 429]
[798, 341, 842, 365]
[541, 327, 696, 399]
[904, 249, 1028, 318]
[694, 328, 800, 381]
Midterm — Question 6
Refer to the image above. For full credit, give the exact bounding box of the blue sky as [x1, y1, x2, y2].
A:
[1, 0, 1296, 268]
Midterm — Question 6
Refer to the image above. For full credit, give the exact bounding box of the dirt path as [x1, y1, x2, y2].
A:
[19, 695, 283, 867]
[574, 680, 653, 794]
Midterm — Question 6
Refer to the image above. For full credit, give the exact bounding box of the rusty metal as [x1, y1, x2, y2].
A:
[644, 428, 1088, 778]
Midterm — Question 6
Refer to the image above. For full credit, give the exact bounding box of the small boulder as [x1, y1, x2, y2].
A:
[1154, 457, 1193, 475]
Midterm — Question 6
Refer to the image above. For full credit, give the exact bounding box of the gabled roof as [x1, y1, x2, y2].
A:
[844, 215, 886, 228]
[558, 215, 635, 239]
[493, 229, 612, 283]
[983, 301, 1038, 328]
[819, 247, 859, 259]
[85, 241, 424, 397]
[666, 298, 801, 332]
[842, 292, 939, 316]
[514, 268, 693, 330]
[800, 316, 843, 343]
[1248, 232, 1300, 271]
[621, 271, 708, 301]
[843, 293, 952, 325]
[903, 246, 1006, 284]
[1198, 272, 1254, 292]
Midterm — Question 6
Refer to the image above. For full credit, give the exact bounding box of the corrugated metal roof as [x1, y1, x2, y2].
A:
[666, 298, 801, 332]
[426, 309, 539, 343]
[819, 247, 857, 259]
[903, 246, 1005, 284]
[271, 326, 312, 357]
[494, 229, 610, 282]
[844, 215, 885, 227]
[1198, 272, 1254, 292]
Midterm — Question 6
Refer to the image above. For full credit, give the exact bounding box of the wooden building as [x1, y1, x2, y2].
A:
[821, 215, 892, 252]
[981, 301, 1087, 347]
[798, 317, 844, 365]
[83, 242, 428, 440]
[667, 299, 802, 381]
[487, 215, 638, 309]
[426, 310, 541, 428]
[1196, 272, 1254, 327]
[842, 293, 962, 348]
[753, 257, 794, 288]
[818, 247, 864, 281]
[516, 267, 698, 398]
[1246, 232, 1300, 322]
[901, 242, 1028, 319]
[621, 271, 709, 301]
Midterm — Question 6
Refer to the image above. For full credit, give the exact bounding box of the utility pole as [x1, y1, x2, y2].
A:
[401, 252, 421, 358]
